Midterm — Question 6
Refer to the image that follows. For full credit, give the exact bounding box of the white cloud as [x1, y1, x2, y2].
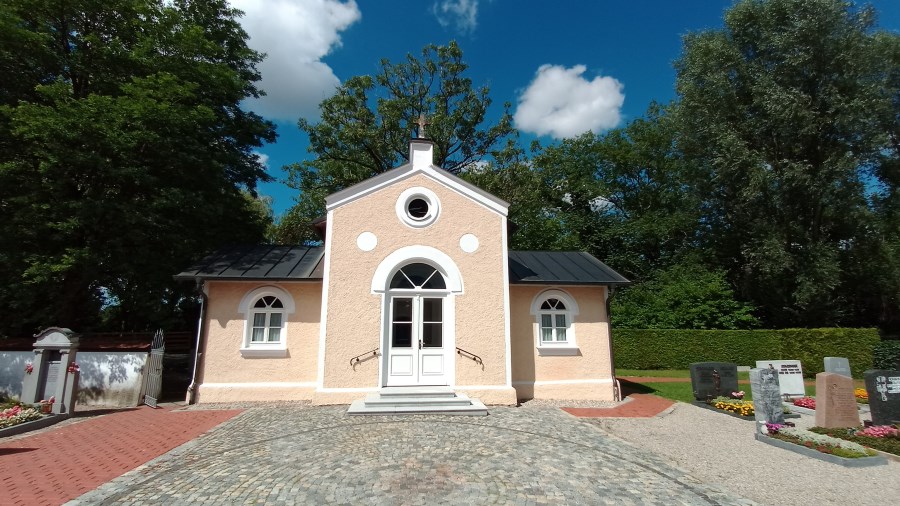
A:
[432, 0, 479, 33]
[514, 64, 624, 139]
[253, 151, 270, 169]
[231, 0, 361, 121]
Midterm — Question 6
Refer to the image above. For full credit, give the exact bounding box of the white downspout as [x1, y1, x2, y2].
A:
[185, 280, 208, 404]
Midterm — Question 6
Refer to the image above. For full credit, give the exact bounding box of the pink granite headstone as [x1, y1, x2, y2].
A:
[814, 372, 861, 429]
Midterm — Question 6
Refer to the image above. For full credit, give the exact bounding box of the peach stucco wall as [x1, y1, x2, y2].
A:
[196, 281, 321, 402]
[509, 285, 615, 401]
[318, 172, 515, 404]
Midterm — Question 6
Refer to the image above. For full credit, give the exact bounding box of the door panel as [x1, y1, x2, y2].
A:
[385, 295, 449, 386]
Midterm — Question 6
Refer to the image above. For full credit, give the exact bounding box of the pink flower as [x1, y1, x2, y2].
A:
[48, 396, 55, 404]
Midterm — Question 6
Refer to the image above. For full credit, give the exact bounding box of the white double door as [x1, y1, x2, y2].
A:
[384, 294, 450, 386]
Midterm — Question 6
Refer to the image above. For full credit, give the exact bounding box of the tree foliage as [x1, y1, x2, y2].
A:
[674, 0, 900, 328]
[611, 263, 759, 329]
[0, 0, 276, 337]
[276, 41, 514, 244]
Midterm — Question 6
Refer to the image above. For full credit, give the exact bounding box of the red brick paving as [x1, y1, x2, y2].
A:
[562, 393, 675, 418]
[0, 406, 241, 506]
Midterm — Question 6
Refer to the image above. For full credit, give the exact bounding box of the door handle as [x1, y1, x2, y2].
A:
[419, 339, 423, 349]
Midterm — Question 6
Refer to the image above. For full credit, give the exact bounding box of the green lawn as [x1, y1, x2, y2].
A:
[617, 368, 753, 381]
[617, 371, 820, 402]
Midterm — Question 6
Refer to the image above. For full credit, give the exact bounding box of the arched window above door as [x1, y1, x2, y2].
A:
[389, 263, 447, 290]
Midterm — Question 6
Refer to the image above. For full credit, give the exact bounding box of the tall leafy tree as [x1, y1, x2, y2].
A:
[674, 0, 900, 327]
[515, 104, 702, 280]
[0, 0, 276, 336]
[277, 41, 514, 244]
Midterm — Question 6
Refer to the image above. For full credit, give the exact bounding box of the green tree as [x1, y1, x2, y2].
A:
[611, 263, 759, 329]
[502, 104, 702, 279]
[277, 41, 514, 244]
[0, 0, 276, 337]
[674, 0, 900, 327]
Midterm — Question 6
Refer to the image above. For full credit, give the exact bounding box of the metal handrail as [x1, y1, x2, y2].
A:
[456, 347, 483, 366]
[350, 348, 380, 367]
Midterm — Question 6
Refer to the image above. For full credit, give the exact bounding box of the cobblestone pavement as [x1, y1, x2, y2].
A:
[69, 405, 755, 505]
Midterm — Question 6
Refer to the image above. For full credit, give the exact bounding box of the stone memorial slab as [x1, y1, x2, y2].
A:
[824, 357, 852, 378]
[864, 369, 900, 426]
[815, 372, 861, 429]
[689, 362, 739, 401]
[755, 360, 805, 398]
[750, 367, 784, 425]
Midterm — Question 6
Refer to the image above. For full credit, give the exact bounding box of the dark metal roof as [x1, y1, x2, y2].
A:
[175, 246, 626, 286]
[174, 245, 325, 281]
[508, 251, 630, 286]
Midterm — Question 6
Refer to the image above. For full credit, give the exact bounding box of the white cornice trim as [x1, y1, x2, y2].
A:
[325, 164, 509, 217]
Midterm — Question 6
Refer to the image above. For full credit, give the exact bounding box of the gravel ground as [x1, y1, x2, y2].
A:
[590, 402, 899, 506]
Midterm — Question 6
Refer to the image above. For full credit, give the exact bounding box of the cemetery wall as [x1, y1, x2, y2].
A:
[0, 351, 148, 407]
[614, 328, 879, 376]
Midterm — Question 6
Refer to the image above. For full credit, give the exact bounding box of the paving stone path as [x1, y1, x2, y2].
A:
[70, 405, 755, 505]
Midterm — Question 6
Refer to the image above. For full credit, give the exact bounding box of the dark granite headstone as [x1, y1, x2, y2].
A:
[750, 367, 785, 425]
[864, 369, 900, 426]
[824, 357, 852, 378]
[815, 372, 861, 429]
[689, 362, 739, 401]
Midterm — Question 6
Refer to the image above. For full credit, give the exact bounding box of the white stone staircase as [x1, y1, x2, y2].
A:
[347, 386, 488, 416]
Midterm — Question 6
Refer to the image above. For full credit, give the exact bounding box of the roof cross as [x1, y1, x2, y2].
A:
[415, 114, 429, 139]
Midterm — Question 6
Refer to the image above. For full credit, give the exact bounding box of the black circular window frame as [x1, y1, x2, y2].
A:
[407, 197, 430, 220]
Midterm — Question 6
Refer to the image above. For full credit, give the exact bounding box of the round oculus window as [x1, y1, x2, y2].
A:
[407, 198, 430, 220]
[396, 187, 440, 228]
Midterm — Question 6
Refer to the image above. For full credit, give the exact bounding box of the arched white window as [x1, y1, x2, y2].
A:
[250, 295, 284, 344]
[530, 289, 580, 355]
[238, 286, 295, 357]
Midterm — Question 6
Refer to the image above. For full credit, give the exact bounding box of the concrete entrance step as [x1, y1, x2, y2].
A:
[347, 387, 488, 416]
[378, 386, 457, 398]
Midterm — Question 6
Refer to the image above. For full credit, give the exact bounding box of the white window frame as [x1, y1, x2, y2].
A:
[238, 286, 295, 358]
[395, 186, 441, 228]
[530, 289, 579, 356]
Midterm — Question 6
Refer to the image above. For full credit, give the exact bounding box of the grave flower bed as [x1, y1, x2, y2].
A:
[711, 396, 754, 417]
[765, 424, 876, 458]
[809, 425, 900, 457]
[0, 404, 44, 429]
[854, 388, 868, 404]
[793, 396, 816, 409]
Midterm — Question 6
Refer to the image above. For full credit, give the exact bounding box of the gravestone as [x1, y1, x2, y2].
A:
[864, 370, 900, 426]
[689, 362, 739, 401]
[824, 357, 852, 378]
[815, 372, 861, 429]
[755, 360, 805, 398]
[750, 367, 784, 425]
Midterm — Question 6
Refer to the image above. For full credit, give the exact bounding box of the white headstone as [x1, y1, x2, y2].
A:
[755, 360, 806, 398]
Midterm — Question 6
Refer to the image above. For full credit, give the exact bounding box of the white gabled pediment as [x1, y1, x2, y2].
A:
[324, 139, 509, 217]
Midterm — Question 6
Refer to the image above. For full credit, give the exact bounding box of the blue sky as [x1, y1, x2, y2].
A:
[230, 0, 900, 216]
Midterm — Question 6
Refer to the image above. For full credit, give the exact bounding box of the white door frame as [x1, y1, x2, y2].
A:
[381, 291, 455, 387]
[371, 246, 463, 389]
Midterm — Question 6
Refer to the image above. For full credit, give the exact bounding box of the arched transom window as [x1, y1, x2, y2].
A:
[390, 263, 446, 290]
[539, 298, 568, 343]
[250, 295, 284, 343]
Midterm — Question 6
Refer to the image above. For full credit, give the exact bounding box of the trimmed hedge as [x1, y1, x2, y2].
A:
[873, 341, 900, 370]
[613, 328, 880, 377]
